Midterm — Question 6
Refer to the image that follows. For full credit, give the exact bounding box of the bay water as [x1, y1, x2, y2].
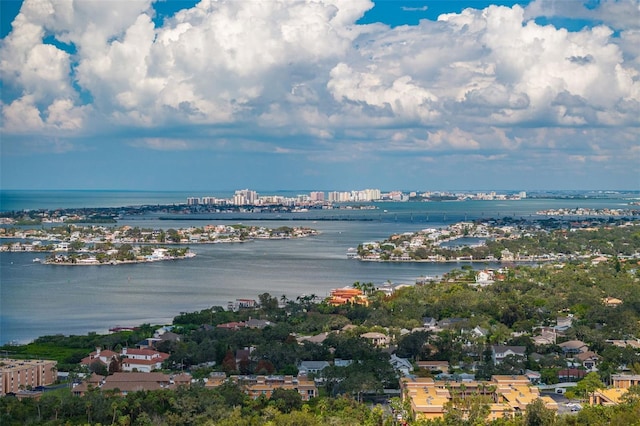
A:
[1, 191, 636, 344]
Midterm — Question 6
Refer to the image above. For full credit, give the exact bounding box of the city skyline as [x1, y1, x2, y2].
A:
[1, 0, 639, 191]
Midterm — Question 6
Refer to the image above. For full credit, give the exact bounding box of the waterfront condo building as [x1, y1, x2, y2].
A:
[309, 191, 325, 202]
[0, 359, 57, 396]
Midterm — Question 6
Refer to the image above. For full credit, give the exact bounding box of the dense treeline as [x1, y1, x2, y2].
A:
[0, 326, 157, 372]
[0, 383, 388, 426]
[4, 382, 640, 425]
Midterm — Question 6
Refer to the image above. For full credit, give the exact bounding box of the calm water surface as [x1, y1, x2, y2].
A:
[1, 193, 636, 344]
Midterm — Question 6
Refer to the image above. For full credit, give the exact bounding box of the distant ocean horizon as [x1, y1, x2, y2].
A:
[2, 188, 638, 212]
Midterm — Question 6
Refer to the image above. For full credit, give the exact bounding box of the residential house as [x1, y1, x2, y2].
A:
[390, 355, 413, 376]
[417, 360, 450, 373]
[246, 318, 272, 329]
[559, 340, 589, 355]
[591, 255, 609, 265]
[361, 332, 390, 347]
[524, 370, 542, 384]
[137, 330, 181, 349]
[217, 321, 246, 330]
[422, 317, 438, 330]
[606, 339, 640, 350]
[470, 326, 489, 339]
[228, 299, 257, 311]
[296, 332, 329, 345]
[500, 249, 515, 261]
[532, 327, 557, 346]
[602, 297, 623, 307]
[121, 348, 169, 373]
[491, 345, 527, 365]
[575, 351, 600, 371]
[555, 316, 574, 332]
[475, 270, 494, 285]
[80, 348, 120, 370]
[297, 361, 330, 376]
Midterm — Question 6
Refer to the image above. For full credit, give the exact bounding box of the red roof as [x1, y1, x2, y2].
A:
[80, 349, 119, 366]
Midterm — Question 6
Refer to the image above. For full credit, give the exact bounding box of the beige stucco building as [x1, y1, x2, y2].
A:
[401, 375, 558, 421]
[0, 359, 57, 396]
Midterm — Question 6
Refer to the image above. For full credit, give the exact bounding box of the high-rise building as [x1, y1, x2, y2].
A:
[310, 191, 325, 202]
[234, 189, 258, 205]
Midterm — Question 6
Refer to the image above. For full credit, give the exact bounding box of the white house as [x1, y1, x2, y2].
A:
[491, 345, 527, 364]
[121, 348, 170, 373]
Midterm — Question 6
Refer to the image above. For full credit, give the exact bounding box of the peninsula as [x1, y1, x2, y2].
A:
[351, 218, 640, 263]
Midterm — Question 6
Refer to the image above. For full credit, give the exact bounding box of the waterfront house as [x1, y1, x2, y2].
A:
[475, 270, 494, 285]
[327, 287, 368, 306]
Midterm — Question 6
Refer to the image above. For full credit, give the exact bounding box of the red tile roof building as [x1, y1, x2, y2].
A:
[327, 288, 369, 306]
[121, 348, 170, 373]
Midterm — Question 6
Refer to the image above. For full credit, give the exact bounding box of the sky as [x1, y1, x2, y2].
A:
[0, 0, 639, 192]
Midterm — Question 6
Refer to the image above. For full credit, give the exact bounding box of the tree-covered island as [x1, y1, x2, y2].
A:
[0, 224, 318, 265]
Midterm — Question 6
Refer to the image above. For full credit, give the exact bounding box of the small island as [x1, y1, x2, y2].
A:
[1, 224, 319, 265]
